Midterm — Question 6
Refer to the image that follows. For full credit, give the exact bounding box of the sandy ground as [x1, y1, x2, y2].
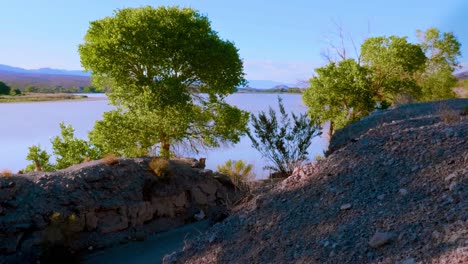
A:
[83, 220, 211, 264]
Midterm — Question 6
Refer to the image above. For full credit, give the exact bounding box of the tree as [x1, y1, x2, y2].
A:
[303, 59, 374, 137]
[25, 145, 54, 172]
[51, 123, 102, 169]
[79, 6, 248, 157]
[417, 28, 461, 100]
[248, 97, 321, 177]
[361, 35, 426, 105]
[24, 85, 39, 93]
[0, 81, 11, 95]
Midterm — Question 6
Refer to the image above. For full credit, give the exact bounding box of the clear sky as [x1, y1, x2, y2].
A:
[1, 0, 467, 83]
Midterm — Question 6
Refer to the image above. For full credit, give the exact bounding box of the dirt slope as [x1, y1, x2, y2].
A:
[169, 99, 468, 264]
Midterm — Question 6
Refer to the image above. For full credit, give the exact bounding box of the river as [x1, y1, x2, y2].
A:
[0, 93, 328, 178]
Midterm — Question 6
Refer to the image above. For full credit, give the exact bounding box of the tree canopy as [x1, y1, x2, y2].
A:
[303, 59, 374, 137]
[79, 6, 248, 157]
[303, 28, 462, 137]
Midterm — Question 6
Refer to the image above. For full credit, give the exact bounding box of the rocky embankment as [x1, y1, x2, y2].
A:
[0, 157, 242, 263]
[170, 99, 468, 263]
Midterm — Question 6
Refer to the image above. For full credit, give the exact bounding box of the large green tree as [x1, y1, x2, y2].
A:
[361, 35, 426, 105]
[417, 28, 461, 100]
[79, 6, 248, 157]
[303, 59, 374, 137]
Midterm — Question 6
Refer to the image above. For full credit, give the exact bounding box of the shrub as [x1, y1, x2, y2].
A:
[1, 169, 12, 177]
[247, 97, 322, 176]
[217, 160, 254, 188]
[437, 103, 460, 124]
[149, 157, 171, 178]
[101, 153, 119, 166]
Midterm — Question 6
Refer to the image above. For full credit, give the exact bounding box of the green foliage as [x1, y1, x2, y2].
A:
[217, 159, 254, 186]
[25, 145, 54, 172]
[11, 88, 22, 95]
[303, 28, 462, 137]
[361, 35, 426, 103]
[51, 123, 102, 169]
[79, 6, 248, 157]
[0, 81, 11, 95]
[247, 97, 321, 176]
[417, 28, 461, 101]
[24, 85, 39, 93]
[303, 59, 374, 136]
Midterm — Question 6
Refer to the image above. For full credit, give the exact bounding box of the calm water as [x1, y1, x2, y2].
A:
[0, 94, 328, 178]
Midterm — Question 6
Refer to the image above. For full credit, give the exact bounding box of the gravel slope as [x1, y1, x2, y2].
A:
[169, 99, 468, 264]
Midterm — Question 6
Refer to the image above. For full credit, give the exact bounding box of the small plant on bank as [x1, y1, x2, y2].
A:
[436, 102, 460, 124]
[217, 159, 254, 188]
[1, 169, 12, 177]
[101, 153, 119, 166]
[149, 157, 171, 178]
[247, 97, 322, 177]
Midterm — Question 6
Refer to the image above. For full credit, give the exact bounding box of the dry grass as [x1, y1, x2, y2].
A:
[1, 169, 13, 177]
[149, 157, 171, 178]
[101, 154, 119, 166]
[437, 103, 461, 124]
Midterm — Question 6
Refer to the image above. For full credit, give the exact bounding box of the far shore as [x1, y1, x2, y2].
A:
[0, 93, 107, 103]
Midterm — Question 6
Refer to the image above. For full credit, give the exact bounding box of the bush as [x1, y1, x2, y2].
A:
[217, 160, 254, 188]
[149, 157, 171, 178]
[247, 97, 321, 176]
[101, 153, 119, 166]
[1, 169, 12, 177]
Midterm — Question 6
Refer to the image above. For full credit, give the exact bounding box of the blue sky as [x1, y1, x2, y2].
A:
[1, 0, 466, 83]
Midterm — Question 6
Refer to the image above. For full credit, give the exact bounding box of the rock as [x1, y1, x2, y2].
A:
[173, 192, 187, 208]
[198, 182, 217, 195]
[163, 252, 178, 264]
[398, 258, 416, 264]
[191, 187, 208, 205]
[88, 246, 94, 251]
[445, 173, 457, 181]
[377, 194, 386, 200]
[194, 210, 206, 221]
[398, 188, 408, 196]
[0, 233, 23, 254]
[369, 231, 395, 248]
[449, 182, 458, 191]
[340, 203, 352, 210]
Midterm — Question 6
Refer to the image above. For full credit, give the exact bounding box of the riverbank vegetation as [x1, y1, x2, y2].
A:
[303, 28, 462, 136]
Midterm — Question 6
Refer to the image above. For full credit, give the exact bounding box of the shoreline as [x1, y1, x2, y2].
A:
[0, 93, 107, 104]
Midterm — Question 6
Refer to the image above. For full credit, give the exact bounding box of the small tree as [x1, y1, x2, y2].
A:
[25, 145, 54, 172]
[0, 81, 11, 95]
[247, 97, 321, 177]
[51, 123, 102, 169]
[303, 59, 374, 137]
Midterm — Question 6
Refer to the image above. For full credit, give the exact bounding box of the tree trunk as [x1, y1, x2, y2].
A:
[160, 133, 171, 158]
[34, 160, 42, 172]
[328, 121, 334, 141]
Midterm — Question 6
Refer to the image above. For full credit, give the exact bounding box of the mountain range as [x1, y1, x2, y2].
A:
[0, 64, 302, 89]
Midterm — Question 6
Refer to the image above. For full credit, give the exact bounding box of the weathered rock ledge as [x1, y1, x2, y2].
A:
[0, 157, 242, 263]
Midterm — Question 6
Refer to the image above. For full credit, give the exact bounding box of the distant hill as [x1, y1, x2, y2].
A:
[0, 64, 90, 77]
[0, 64, 301, 90]
[454, 70, 468, 80]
